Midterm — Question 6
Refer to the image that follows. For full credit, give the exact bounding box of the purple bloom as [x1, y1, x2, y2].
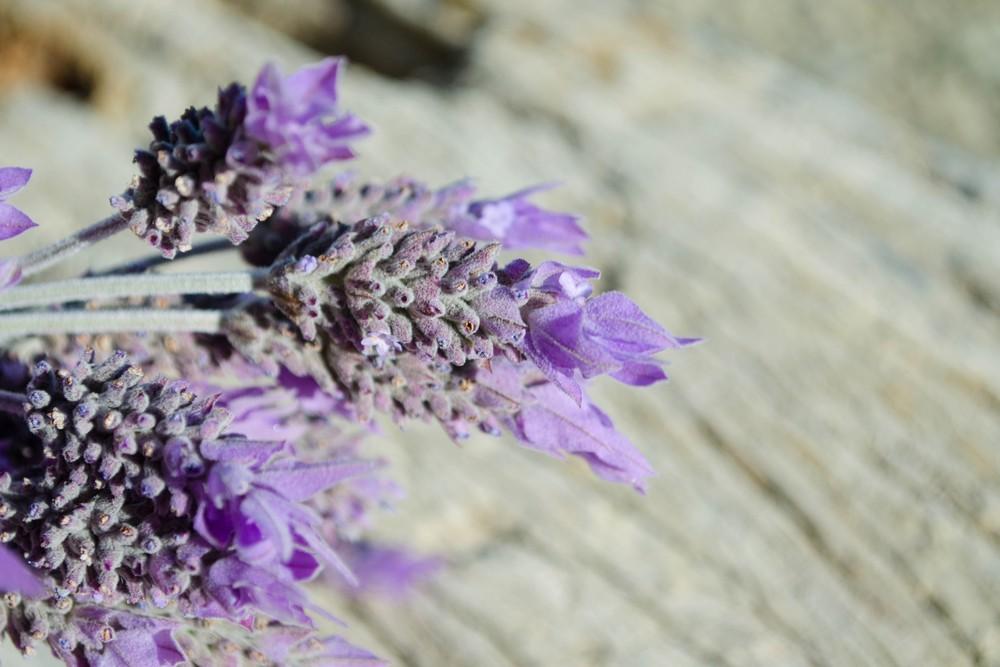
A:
[339, 543, 441, 599]
[516, 261, 698, 402]
[114, 59, 370, 257]
[194, 450, 376, 591]
[0, 350, 388, 662]
[0, 167, 36, 242]
[452, 184, 587, 255]
[74, 610, 185, 667]
[246, 58, 370, 178]
[475, 357, 654, 491]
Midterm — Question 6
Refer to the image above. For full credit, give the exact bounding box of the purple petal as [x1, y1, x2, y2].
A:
[200, 437, 288, 465]
[255, 460, 378, 502]
[522, 336, 585, 404]
[93, 627, 185, 667]
[0, 167, 31, 200]
[308, 636, 387, 667]
[583, 291, 678, 354]
[239, 493, 294, 562]
[286, 548, 321, 581]
[284, 57, 344, 119]
[194, 502, 236, 547]
[245, 59, 370, 178]
[341, 544, 441, 599]
[518, 261, 599, 297]
[526, 300, 620, 379]
[610, 360, 668, 386]
[0, 202, 37, 241]
[517, 382, 654, 491]
[461, 184, 588, 255]
[0, 545, 43, 597]
[299, 527, 357, 586]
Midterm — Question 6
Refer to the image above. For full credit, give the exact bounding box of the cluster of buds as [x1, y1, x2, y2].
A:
[222, 180, 696, 489]
[112, 58, 368, 258]
[0, 350, 381, 664]
[0, 55, 695, 666]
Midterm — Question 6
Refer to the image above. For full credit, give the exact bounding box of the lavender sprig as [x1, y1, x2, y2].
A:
[111, 58, 368, 258]
[0, 54, 696, 665]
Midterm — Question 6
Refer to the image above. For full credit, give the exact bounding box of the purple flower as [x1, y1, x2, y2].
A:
[339, 543, 441, 599]
[193, 441, 377, 591]
[114, 59, 370, 257]
[73, 610, 184, 667]
[475, 357, 654, 491]
[246, 58, 371, 178]
[0, 167, 36, 242]
[516, 261, 698, 402]
[452, 184, 587, 255]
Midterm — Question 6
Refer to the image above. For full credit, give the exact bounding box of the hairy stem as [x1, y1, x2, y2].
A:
[0, 308, 225, 339]
[94, 239, 236, 276]
[0, 271, 264, 312]
[0, 389, 26, 415]
[17, 214, 129, 278]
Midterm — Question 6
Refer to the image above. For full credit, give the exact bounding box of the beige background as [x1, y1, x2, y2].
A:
[1, 1, 999, 665]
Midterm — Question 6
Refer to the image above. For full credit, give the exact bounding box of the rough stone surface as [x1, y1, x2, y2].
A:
[1, 1, 999, 665]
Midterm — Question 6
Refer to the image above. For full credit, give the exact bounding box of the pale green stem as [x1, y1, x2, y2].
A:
[0, 308, 225, 339]
[17, 214, 129, 278]
[0, 271, 264, 312]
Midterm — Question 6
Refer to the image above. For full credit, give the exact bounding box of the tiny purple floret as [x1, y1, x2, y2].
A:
[0, 167, 36, 242]
[453, 184, 588, 255]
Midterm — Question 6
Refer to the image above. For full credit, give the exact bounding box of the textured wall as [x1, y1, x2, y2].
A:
[1, 1, 999, 665]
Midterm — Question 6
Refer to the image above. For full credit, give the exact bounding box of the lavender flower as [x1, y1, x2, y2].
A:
[222, 205, 688, 487]
[0, 167, 36, 242]
[338, 543, 441, 599]
[244, 174, 586, 263]
[513, 260, 700, 403]
[474, 357, 654, 490]
[112, 60, 368, 258]
[0, 167, 37, 292]
[0, 55, 699, 664]
[454, 184, 587, 255]
[0, 351, 381, 662]
[246, 58, 371, 178]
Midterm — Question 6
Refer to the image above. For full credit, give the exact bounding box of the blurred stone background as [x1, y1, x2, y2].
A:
[1, 1, 1000, 665]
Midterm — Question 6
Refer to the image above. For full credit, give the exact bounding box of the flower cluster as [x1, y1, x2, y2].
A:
[111, 58, 368, 258]
[0, 56, 696, 665]
[0, 350, 381, 664]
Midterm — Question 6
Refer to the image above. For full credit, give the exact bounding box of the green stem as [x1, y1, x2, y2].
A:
[0, 271, 264, 312]
[0, 308, 225, 339]
[17, 214, 129, 278]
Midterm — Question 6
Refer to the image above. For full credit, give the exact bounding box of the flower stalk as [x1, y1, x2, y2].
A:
[0, 307, 225, 338]
[16, 214, 128, 278]
[0, 270, 263, 311]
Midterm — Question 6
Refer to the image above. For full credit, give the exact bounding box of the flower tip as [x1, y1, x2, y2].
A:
[0, 166, 32, 198]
